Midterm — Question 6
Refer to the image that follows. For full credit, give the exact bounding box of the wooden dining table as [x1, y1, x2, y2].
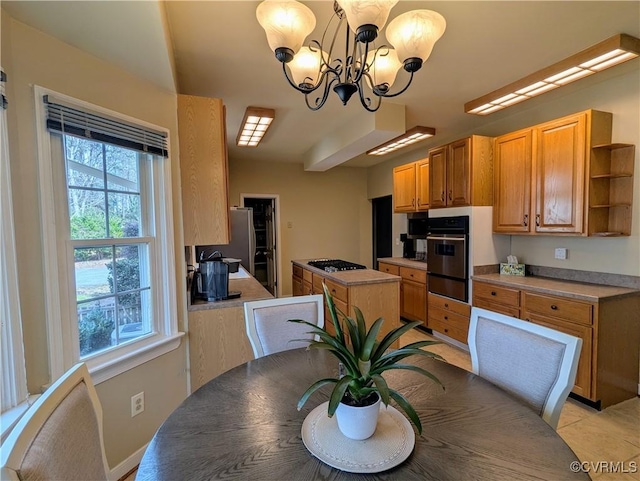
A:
[137, 348, 588, 480]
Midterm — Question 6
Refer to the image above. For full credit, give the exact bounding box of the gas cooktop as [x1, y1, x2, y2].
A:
[307, 259, 367, 273]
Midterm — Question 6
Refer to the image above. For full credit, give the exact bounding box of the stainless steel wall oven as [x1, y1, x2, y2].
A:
[427, 216, 470, 302]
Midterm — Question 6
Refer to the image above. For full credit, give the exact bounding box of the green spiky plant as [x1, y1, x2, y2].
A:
[289, 282, 445, 434]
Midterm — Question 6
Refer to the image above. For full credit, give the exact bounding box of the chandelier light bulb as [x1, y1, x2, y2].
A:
[365, 48, 402, 91]
[256, 0, 316, 62]
[386, 10, 446, 71]
[288, 46, 326, 88]
[335, 0, 399, 43]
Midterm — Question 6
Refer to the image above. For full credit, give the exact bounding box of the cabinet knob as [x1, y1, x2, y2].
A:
[536, 214, 540, 226]
[444, 316, 448, 320]
[441, 192, 445, 202]
[525, 318, 530, 322]
[491, 291, 497, 296]
[444, 328, 449, 333]
[448, 190, 452, 201]
[444, 303, 449, 308]
[550, 304, 558, 310]
[523, 214, 528, 227]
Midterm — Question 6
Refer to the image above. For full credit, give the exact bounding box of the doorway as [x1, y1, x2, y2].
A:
[241, 194, 280, 297]
[372, 195, 393, 268]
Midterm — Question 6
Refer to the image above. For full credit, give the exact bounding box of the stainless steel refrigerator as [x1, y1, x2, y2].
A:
[195, 207, 256, 275]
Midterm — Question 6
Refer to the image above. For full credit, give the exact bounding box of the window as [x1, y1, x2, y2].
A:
[35, 87, 183, 384]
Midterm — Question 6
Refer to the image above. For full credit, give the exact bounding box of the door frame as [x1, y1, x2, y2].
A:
[240, 193, 281, 297]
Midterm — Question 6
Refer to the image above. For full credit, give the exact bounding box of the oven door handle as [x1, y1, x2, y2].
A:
[427, 235, 466, 241]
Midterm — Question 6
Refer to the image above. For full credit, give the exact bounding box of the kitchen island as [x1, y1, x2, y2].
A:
[187, 267, 273, 392]
[378, 257, 429, 327]
[292, 259, 401, 347]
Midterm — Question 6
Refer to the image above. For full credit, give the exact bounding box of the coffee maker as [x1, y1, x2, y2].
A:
[400, 233, 416, 259]
[192, 251, 233, 302]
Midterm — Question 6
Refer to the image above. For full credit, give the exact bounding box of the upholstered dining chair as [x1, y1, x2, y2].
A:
[468, 307, 582, 430]
[0, 363, 109, 481]
[244, 294, 324, 358]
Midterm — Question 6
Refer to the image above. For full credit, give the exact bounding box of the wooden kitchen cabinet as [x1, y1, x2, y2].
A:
[493, 128, 533, 233]
[392, 158, 430, 212]
[428, 135, 493, 209]
[493, 110, 627, 236]
[294, 264, 400, 347]
[472, 277, 640, 408]
[427, 293, 471, 344]
[178, 94, 230, 245]
[399, 267, 427, 325]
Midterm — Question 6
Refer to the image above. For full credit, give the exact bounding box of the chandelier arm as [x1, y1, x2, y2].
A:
[281, 61, 337, 95]
[357, 80, 382, 112]
[305, 76, 339, 111]
[375, 71, 416, 98]
[351, 39, 371, 85]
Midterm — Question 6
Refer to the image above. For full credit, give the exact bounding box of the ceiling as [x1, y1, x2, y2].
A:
[3, 1, 639, 169]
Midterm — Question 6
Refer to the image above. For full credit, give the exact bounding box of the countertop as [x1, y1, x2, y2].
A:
[378, 257, 428, 270]
[472, 273, 640, 302]
[292, 259, 400, 285]
[188, 268, 273, 311]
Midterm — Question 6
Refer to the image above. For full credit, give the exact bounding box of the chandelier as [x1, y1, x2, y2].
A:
[256, 0, 446, 112]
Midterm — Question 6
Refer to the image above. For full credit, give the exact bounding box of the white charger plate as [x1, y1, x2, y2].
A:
[301, 401, 415, 473]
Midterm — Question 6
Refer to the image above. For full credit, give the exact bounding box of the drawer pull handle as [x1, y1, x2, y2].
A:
[536, 214, 540, 226]
[441, 192, 445, 202]
[444, 316, 448, 320]
[491, 291, 496, 296]
[523, 214, 528, 227]
[444, 328, 449, 333]
[331, 289, 336, 294]
[444, 303, 449, 308]
[550, 304, 558, 310]
[448, 190, 452, 201]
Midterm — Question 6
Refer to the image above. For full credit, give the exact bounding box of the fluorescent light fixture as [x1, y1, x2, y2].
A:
[367, 126, 436, 156]
[465, 34, 640, 116]
[236, 107, 275, 147]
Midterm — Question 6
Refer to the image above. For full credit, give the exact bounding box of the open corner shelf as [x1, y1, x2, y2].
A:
[588, 143, 635, 237]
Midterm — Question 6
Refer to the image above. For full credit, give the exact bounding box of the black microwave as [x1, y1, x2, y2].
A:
[407, 212, 429, 239]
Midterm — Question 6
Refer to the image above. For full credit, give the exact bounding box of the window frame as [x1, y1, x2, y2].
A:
[34, 86, 183, 384]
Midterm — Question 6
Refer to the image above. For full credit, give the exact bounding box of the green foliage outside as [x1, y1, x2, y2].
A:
[79, 308, 114, 356]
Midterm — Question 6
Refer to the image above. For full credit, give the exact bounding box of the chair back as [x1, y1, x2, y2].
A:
[0, 363, 109, 481]
[468, 307, 582, 429]
[244, 294, 324, 358]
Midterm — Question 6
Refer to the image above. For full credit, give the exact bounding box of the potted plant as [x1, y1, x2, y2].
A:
[289, 283, 445, 440]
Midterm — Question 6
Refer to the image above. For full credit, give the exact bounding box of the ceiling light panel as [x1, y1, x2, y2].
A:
[236, 107, 275, 147]
[367, 126, 436, 156]
[465, 34, 640, 115]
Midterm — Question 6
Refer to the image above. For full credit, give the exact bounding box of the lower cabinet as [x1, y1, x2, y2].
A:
[294, 265, 400, 347]
[427, 293, 471, 344]
[472, 279, 640, 408]
[379, 262, 428, 326]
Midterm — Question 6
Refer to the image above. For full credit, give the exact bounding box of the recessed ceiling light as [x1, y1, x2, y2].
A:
[367, 126, 436, 156]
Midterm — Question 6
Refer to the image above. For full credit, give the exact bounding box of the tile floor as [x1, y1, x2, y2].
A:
[401, 327, 640, 480]
[122, 327, 640, 481]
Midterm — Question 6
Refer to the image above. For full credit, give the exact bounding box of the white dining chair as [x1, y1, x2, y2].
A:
[244, 294, 324, 358]
[468, 307, 582, 430]
[0, 363, 109, 481]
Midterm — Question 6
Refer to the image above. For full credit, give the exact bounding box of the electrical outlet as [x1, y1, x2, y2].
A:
[287, 221, 293, 228]
[131, 392, 144, 417]
[554, 248, 568, 260]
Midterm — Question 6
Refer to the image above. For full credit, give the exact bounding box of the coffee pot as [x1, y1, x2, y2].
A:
[194, 251, 229, 301]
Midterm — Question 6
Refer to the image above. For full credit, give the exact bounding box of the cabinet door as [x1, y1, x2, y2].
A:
[393, 163, 417, 212]
[523, 311, 593, 399]
[292, 276, 303, 297]
[534, 113, 586, 233]
[448, 138, 472, 206]
[178, 95, 230, 245]
[416, 158, 430, 210]
[400, 279, 427, 324]
[494, 129, 533, 233]
[429, 146, 447, 208]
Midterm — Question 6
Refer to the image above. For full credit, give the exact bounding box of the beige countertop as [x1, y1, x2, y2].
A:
[188, 272, 273, 311]
[378, 257, 428, 270]
[472, 273, 640, 302]
[292, 259, 400, 285]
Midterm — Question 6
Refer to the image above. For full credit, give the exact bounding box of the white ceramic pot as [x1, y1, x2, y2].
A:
[335, 394, 381, 440]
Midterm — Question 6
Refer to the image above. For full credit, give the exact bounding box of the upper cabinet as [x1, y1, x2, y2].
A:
[493, 110, 633, 236]
[428, 135, 493, 208]
[178, 94, 230, 245]
[392, 158, 430, 213]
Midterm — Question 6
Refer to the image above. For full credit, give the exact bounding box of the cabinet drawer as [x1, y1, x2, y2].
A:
[429, 293, 471, 317]
[400, 266, 427, 284]
[303, 280, 313, 296]
[325, 279, 348, 303]
[473, 282, 520, 307]
[312, 274, 324, 294]
[379, 262, 399, 275]
[303, 268, 313, 283]
[473, 297, 521, 318]
[293, 264, 303, 279]
[325, 298, 348, 337]
[523, 292, 592, 326]
[428, 308, 469, 344]
[292, 276, 303, 297]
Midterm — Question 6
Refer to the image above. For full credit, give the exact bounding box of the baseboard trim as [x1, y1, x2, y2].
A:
[110, 443, 147, 481]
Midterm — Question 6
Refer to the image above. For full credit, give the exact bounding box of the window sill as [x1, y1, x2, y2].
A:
[87, 332, 185, 385]
[1, 395, 41, 443]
